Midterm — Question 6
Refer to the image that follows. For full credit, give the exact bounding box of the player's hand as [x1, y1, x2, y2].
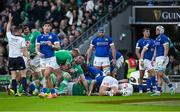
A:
[86, 60, 90, 66]
[140, 61, 144, 67]
[112, 59, 116, 66]
[151, 61, 155, 67]
[37, 52, 44, 58]
[9, 13, 13, 21]
[69, 68, 75, 74]
[158, 57, 166, 67]
[139, 58, 144, 67]
[47, 41, 52, 46]
[162, 56, 167, 64]
[8, 13, 13, 21]
[112, 71, 117, 77]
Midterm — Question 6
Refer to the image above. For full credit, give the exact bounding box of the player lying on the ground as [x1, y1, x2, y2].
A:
[88, 75, 133, 96]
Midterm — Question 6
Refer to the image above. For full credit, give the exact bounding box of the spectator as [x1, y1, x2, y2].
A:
[86, 0, 94, 12]
[0, 42, 8, 75]
[0, 0, 119, 51]
[69, 35, 75, 43]
[32, 0, 46, 22]
[61, 37, 69, 48]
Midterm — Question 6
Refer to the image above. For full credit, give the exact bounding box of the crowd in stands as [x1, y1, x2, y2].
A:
[0, 0, 120, 48]
[0, 0, 120, 75]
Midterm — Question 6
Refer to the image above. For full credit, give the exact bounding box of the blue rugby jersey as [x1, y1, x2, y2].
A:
[91, 36, 114, 57]
[154, 34, 169, 57]
[36, 33, 60, 58]
[136, 37, 145, 54]
[88, 66, 103, 79]
[95, 76, 105, 86]
[143, 39, 155, 60]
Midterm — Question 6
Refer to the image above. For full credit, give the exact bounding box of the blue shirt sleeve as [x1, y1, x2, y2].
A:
[36, 35, 41, 44]
[91, 37, 96, 46]
[136, 40, 141, 48]
[108, 37, 113, 45]
[52, 34, 60, 44]
[161, 35, 169, 45]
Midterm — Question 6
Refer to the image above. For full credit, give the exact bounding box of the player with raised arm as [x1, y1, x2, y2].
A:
[6, 14, 30, 96]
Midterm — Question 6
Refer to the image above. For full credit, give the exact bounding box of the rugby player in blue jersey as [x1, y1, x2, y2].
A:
[88, 75, 133, 96]
[152, 25, 175, 96]
[36, 22, 61, 98]
[85, 66, 103, 80]
[86, 27, 116, 76]
[88, 75, 119, 96]
[136, 28, 156, 93]
[140, 36, 157, 94]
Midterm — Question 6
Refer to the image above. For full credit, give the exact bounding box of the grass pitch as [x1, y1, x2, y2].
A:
[0, 93, 180, 112]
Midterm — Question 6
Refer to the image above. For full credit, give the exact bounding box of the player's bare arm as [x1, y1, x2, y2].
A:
[36, 44, 44, 58]
[88, 80, 96, 96]
[86, 46, 93, 65]
[163, 44, 169, 57]
[6, 13, 13, 32]
[135, 48, 141, 59]
[110, 44, 116, 65]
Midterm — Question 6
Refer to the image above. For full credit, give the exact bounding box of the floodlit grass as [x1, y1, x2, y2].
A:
[0, 92, 180, 111]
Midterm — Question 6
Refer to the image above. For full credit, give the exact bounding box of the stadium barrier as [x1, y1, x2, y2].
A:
[0, 75, 10, 93]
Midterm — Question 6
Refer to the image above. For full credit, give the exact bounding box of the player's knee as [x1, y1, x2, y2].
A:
[157, 81, 162, 86]
[157, 72, 163, 77]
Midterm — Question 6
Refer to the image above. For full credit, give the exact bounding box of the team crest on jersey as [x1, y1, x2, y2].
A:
[49, 36, 52, 39]
[105, 38, 108, 41]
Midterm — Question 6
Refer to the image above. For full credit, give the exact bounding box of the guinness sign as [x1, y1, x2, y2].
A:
[153, 10, 161, 21]
[132, 6, 180, 24]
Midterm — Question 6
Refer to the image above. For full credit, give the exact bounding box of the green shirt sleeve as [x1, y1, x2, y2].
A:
[65, 51, 73, 65]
